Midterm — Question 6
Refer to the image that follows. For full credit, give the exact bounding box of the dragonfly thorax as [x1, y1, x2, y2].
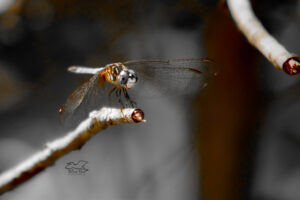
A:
[103, 63, 138, 89]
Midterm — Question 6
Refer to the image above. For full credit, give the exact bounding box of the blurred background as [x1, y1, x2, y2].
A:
[0, 0, 300, 199]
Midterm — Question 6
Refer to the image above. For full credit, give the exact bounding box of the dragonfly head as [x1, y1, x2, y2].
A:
[118, 69, 138, 89]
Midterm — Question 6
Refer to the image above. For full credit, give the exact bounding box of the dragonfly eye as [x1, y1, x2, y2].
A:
[118, 71, 129, 86]
[126, 70, 137, 89]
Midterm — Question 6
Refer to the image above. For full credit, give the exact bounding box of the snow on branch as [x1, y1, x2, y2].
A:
[227, 0, 300, 75]
[0, 107, 145, 195]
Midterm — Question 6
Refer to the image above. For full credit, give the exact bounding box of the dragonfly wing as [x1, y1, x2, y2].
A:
[59, 73, 102, 125]
[123, 58, 217, 97]
[59, 72, 122, 126]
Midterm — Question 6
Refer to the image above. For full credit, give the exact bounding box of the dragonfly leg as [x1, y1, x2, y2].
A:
[115, 88, 124, 107]
[108, 87, 117, 96]
[122, 88, 136, 107]
[108, 87, 117, 106]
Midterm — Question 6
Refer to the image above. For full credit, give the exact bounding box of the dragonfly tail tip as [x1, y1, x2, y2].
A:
[68, 66, 78, 72]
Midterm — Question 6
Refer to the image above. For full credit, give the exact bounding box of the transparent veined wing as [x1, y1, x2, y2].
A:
[123, 58, 217, 96]
[59, 73, 100, 124]
[59, 72, 117, 126]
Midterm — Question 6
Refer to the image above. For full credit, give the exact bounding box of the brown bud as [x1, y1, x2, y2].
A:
[283, 57, 300, 75]
[131, 109, 144, 123]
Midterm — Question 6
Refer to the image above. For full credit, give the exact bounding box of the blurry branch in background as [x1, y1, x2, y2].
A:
[0, 107, 145, 195]
[227, 0, 300, 75]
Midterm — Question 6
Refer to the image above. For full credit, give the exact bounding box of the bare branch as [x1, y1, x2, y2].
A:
[0, 107, 145, 195]
[227, 0, 300, 75]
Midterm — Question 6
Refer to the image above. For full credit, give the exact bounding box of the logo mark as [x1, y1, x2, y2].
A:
[65, 160, 89, 175]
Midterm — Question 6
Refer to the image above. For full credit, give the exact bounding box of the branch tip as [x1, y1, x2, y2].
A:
[131, 108, 145, 123]
[283, 57, 300, 75]
[227, 0, 300, 75]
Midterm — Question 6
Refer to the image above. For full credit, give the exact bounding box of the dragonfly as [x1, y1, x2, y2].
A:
[58, 58, 216, 124]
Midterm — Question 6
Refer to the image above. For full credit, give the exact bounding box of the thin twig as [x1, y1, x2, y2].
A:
[0, 107, 145, 195]
[227, 0, 300, 75]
